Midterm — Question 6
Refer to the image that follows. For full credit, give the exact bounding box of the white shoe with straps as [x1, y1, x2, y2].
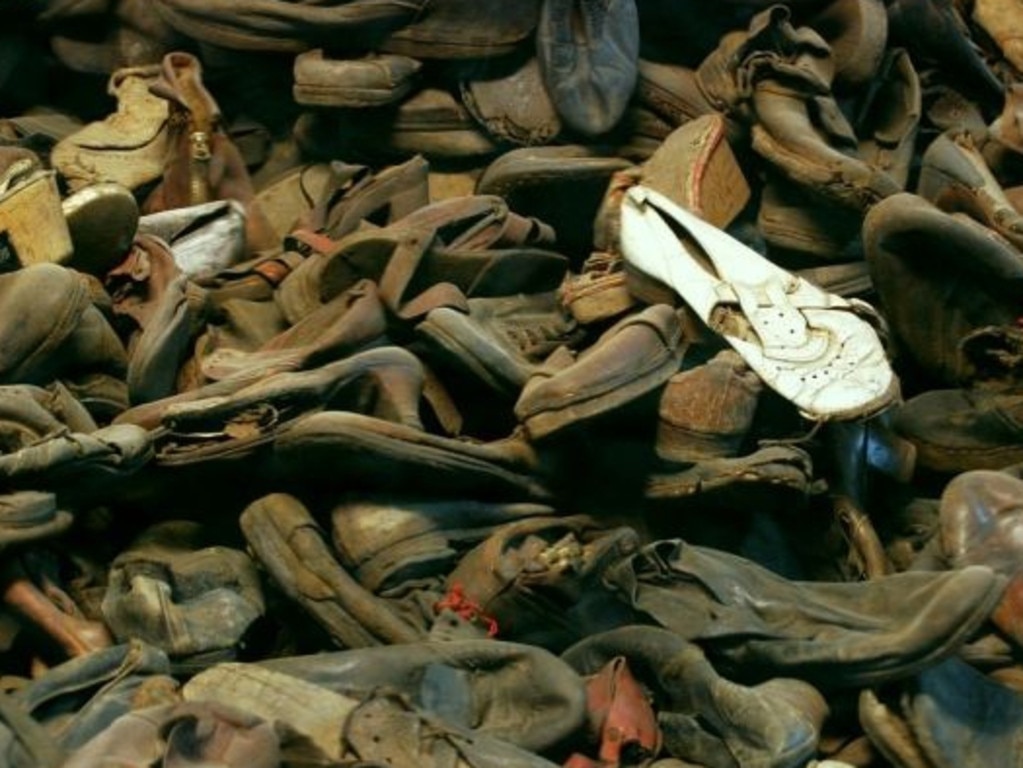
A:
[620, 184, 898, 421]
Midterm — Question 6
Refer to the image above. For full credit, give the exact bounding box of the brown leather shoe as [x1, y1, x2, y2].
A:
[514, 304, 687, 441]
[656, 350, 763, 464]
[863, 192, 1023, 385]
[891, 384, 1023, 473]
[917, 130, 1023, 251]
[142, 52, 278, 254]
[292, 49, 421, 108]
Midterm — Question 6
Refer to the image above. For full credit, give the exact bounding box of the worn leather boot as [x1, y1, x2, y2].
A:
[142, 51, 278, 254]
[602, 539, 1005, 687]
[50, 64, 169, 192]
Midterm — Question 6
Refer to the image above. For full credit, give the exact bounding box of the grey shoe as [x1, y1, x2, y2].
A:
[416, 292, 584, 398]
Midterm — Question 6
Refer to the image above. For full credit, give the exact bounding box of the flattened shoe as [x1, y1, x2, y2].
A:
[620, 184, 899, 421]
[272, 411, 549, 500]
[0, 491, 72, 549]
[514, 304, 686, 441]
[292, 49, 422, 108]
[537, 0, 640, 136]
[416, 291, 584, 398]
[460, 56, 562, 146]
[330, 499, 554, 593]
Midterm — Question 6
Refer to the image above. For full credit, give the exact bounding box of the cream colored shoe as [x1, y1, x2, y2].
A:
[620, 184, 898, 421]
[50, 64, 169, 192]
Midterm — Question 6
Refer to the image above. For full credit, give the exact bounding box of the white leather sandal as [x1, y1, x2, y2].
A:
[620, 184, 898, 421]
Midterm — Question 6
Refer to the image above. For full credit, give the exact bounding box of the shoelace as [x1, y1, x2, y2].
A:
[433, 583, 499, 638]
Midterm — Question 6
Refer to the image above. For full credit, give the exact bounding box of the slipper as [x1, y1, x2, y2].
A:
[620, 184, 897, 420]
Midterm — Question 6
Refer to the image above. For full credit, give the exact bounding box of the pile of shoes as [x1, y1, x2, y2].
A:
[1, 0, 1023, 765]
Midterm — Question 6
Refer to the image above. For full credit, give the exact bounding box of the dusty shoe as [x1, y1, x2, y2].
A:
[183, 663, 357, 761]
[199, 278, 388, 382]
[292, 49, 422, 108]
[863, 192, 1023, 385]
[563, 655, 660, 768]
[603, 539, 1006, 687]
[50, 64, 169, 192]
[167, 346, 426, 437]
[890, 383, 1023, 473]
[460, 56, 562, 147]
[262, 639, 586, 753]
[645, 443, 816, 513]
[640, 113, 750, 230]
[342, 690, 563, 767]
[240, 492, 425, 648]
[854, 48, 921, 191]
[330, 499, 554, 593]
[559, 167, 642, 325]
[61, 182, 139, 277]
[142, 51, 278, 253]
[887, 0, 1004, 108]
[0, 161, 73, 270]
[272, 411, 549, 500]
[563, 626, 827, 768]
[0, 423, 151, 499]
[560, 251, 637, 326]
[514, 304, 687, 441]
[0, 264, 95, 386]
[656, 350, 763, 464]
[474, 145, 631, 259]
[635, 59, 717, 128]
[137, 199, 247, 277]
[804, 0, 889, 88]
[416, 291, 584, 399]
[101, 520, 265, 662]
[917, 129, 1023, 251]
[445, 516, 642, 651]
[537, 0, 640, 136]
[751, 77, 902, 210]
[863, 656, 1023, 768]
[756, 174, 864, 260]
[62, 699, 330, 768]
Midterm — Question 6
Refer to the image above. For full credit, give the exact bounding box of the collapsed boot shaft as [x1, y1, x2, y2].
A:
[144, 51, 277, 252]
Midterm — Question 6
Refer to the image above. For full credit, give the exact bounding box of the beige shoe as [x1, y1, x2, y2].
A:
[974, 0, 1023, 74]
[50, 64, 169, 193]
[0, 160, 73, 269]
